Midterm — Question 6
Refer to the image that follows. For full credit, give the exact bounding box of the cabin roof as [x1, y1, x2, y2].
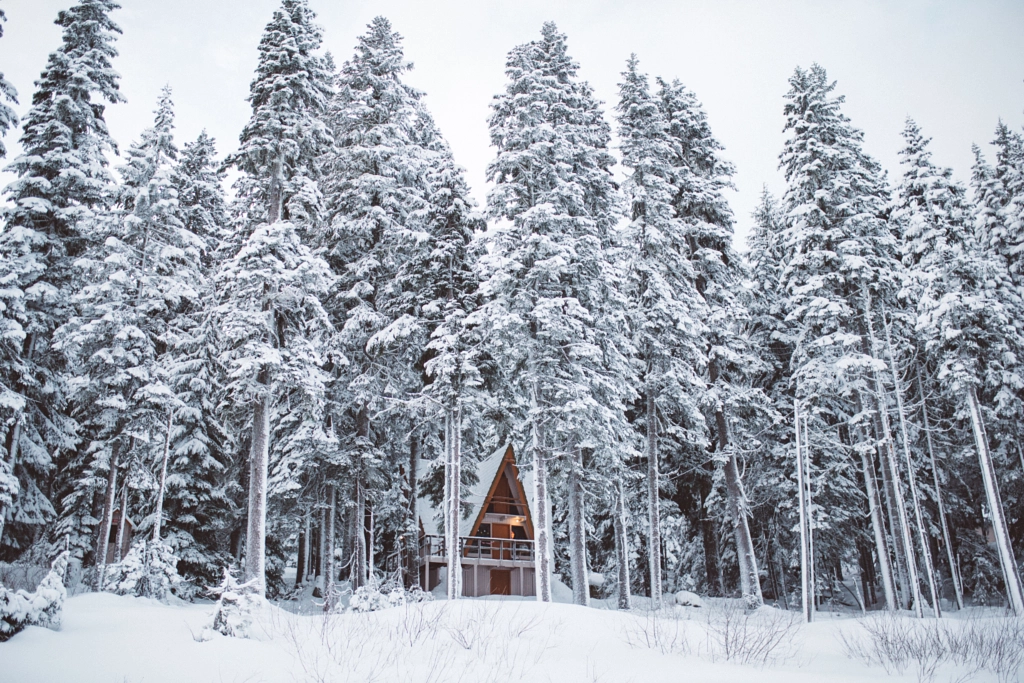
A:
[416, 443, 533, 538]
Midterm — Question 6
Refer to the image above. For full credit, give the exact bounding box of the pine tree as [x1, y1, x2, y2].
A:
[320, 16, 440, 591]
[615, 56, 702, 608]
[54, 88, 192, 585]
[0, 0, 123, 558]
[478, 23, 631, 604]
[778, 64, 908, 618]
[159, 132, 233, 588]
[228, 0, 333, 596]
[658, 72, 767, 608]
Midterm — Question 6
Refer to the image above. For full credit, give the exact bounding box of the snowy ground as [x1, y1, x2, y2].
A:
[1, 591, 1020, 683]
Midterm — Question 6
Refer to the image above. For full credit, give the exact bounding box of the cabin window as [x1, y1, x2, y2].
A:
[511, 525, 527, 540]
[476, 524, 491, 538]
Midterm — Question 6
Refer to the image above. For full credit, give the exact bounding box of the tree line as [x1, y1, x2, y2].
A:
[0, 0, 1022, 617]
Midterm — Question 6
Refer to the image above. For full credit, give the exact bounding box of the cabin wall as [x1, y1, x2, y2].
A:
[460, 564, 535, 597]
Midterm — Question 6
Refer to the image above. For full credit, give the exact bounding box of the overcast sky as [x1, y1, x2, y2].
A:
[1, 0, 1022, 248]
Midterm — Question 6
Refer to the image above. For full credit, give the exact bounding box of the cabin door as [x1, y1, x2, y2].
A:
[490, 569, 511, 595]
[491, 523, 511, 559]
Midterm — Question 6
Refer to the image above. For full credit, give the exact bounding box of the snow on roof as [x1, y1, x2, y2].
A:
[416, 443, 532, 538]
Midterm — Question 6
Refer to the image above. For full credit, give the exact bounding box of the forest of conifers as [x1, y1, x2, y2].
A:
[0, 0, 1023, 617]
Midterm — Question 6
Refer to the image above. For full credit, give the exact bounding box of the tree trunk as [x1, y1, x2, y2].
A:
[296, 515, 306, 588]
[853, 413, 897, 611]
[568, 444, 590, 606]
[244, 369, 270, 598]
[965, 385, 1024, 615]
[531, 372, 552, 603]
[917, 368, 963, 610]
[614, 475, 631, 610]
[324, 486, 336, 610]
[446, 403, 463, 600]
[152, 411, 173, 543]
[883, 318, 940, 617]
[864, 292, 921, 615]
[794, 397, 812, 622]
[406, 434, 419, 589]
[352, 408, 369, 589]
[114, 483, 128, 564]
[873, 407, 911, 609]
[94, 440, 121, 590]
[803, 414, 816, 612]
[712, 375, 761, 608]
[646, 389, 662, 609]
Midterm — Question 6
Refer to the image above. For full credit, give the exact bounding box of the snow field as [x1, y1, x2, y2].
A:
[2, 593, 1021, 683]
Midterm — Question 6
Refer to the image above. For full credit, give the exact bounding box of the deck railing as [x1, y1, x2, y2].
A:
[419, 534, 535, 562]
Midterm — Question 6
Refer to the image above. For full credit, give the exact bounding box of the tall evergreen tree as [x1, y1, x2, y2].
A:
[778, 64, 909, 618]
[478, 22, 632, 604]
[228, 0, 333, 596]
[615, 56, 703, 609]
[159, 131, 233, 588]
[0, 0, 123, 557]
[320, 16, 441, 591]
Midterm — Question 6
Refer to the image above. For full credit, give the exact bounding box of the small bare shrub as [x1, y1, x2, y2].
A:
[621, 610, 691, 656]
[699, 602, 802, 667]
[839, 612, 1024, 683]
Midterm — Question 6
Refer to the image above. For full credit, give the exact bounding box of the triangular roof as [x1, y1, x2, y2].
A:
[416, 443, 533, 538]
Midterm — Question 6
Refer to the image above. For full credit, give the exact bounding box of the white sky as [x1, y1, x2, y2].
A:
[1, 0, 1022, 248]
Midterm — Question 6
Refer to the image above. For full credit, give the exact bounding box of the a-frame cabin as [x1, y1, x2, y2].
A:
[417, 444, 537, 597]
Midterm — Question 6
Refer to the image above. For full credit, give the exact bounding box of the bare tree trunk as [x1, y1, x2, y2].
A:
[917, 367, 963, 610]
[245, 379, 270, 598]
[803, 409, 816, 614]
[296, 512, 307, 588]
[965, 386, 1024, 615]
[794, 396, 812, 622]
[324, 486, 336, 610]
[614, 475, 631, 610]
[152, 411, 173, 543]
[352, 408, 369, 589]
[883, 318, 940, 617]
[863, 292, 921, 616]
[530, 368, 552, 603]
[406, 434, 418, 589]
[568, 444, 590, 606]
[95, 440, 121, 590]
[853, 413, 897, 611]
[114, 483, 128, 563]
[873, 409, 911, 609]
[646, 389, 662, 609]
[711, 367, 761, 608]
[446, 403, 462, 600]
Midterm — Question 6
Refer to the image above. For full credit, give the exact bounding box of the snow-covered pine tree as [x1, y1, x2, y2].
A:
[975, 123, 1024, 291]
[615, 56, 703, 609]
[415, 136, 486, 600]
[319, 16, 441, 591]
[228, 0, 333, 596]
[478, 23, 630, 604]
[54, 88, 193, 587]
[0, 0, 123, 559]
[159, 131, 234, 589]
[777, 64, 909, 616]
[657, 72, 768, 608]
[893, 119, 976, 611]
[215, 220, 335, 598]
[905, 127, 1024, 615]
